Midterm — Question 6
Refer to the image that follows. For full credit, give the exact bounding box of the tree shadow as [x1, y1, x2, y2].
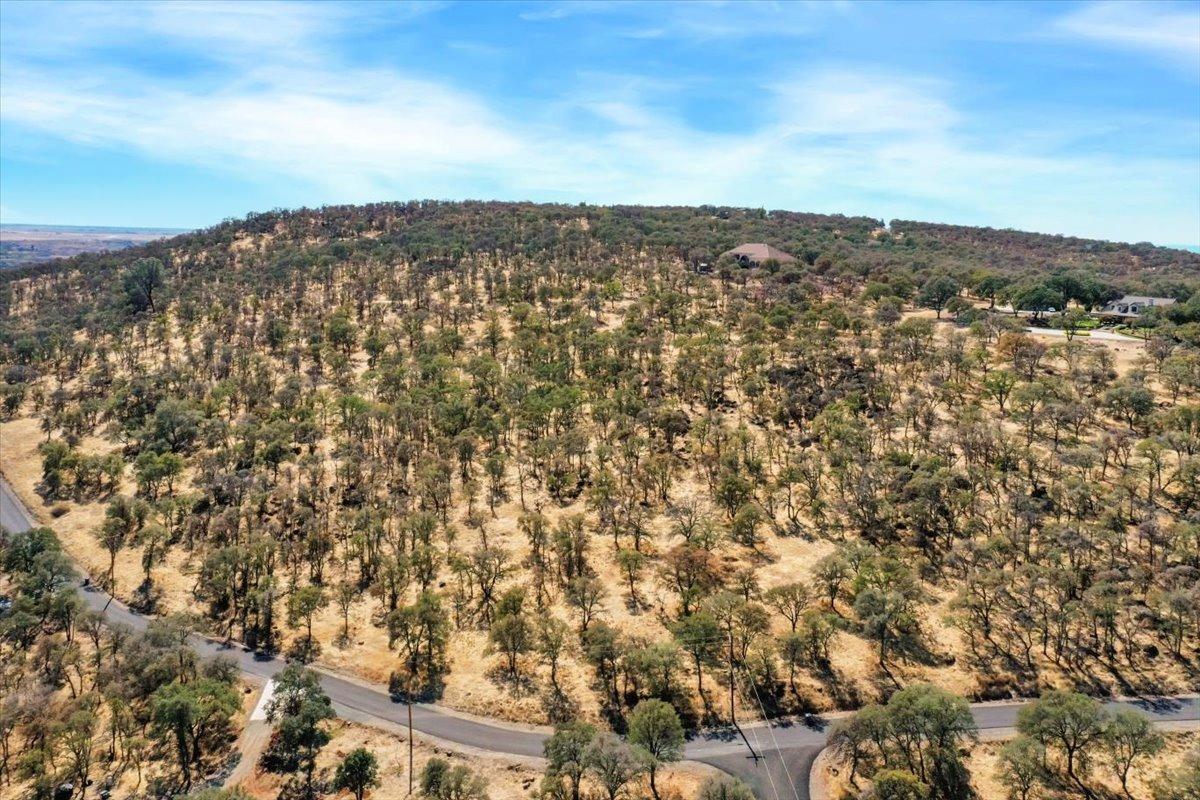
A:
[813, 664, 863, 711]
[129, 578, 162, 614]
[484, 661, 537, 697]
[540, 685, 580, 725]
[285, 637, 321, 664]
[891, 632, 950, 669]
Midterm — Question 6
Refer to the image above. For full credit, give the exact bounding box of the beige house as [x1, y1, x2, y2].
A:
[1099, 295, 1177, 318]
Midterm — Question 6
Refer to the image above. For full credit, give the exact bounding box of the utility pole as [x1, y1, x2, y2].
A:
[728, 624, 761, 762]
[728, 625, 736, 727]
[407, 672, 415, 796]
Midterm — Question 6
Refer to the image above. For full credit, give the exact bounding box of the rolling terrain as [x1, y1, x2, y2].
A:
[1, 201, 1198, 800]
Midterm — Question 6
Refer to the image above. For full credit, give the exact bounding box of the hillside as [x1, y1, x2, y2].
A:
[1, 201, 1198, 799]
[2, 203, 1198, 327]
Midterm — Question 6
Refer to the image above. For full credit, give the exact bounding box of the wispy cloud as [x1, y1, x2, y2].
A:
[770, 69, 958, 136]
[1, 1, 1197, 242]
[1052, 1, 1200, 72]
[2, 64, 524, 197]
[0, 1, 338, 63]
[519, 0, 849, 41]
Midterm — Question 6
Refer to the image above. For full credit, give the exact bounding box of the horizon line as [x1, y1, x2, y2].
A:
[3, 204, 1198, 254]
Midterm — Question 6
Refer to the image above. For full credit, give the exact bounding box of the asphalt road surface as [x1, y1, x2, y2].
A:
[2, 476, 1196, 799]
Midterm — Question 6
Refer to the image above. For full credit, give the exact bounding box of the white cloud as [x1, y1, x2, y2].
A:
[1053, 1, 1200, 72]
[0, 1, 338, 64]
[2, 64, 525, 197]
[0, 1, 1197, 243]
[771, 69, 959, 136]
[520, 0, 850, 41]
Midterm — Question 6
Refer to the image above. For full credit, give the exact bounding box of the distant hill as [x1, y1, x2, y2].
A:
[2, 202, 1197, 332]
[888, 220, 1200, 283]
[0, 223, 188, 269]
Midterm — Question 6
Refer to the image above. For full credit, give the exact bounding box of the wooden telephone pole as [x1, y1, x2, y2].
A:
[728, 625, 761, 762]
[407, 671, 415, 795]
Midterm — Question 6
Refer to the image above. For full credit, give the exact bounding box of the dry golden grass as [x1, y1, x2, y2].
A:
[231, 716, 716, 800]
[1, 280, 1187, 729]
[818, 731, 1198, 800]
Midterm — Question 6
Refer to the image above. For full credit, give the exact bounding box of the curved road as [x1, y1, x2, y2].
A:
[2, 477, 1196, 799]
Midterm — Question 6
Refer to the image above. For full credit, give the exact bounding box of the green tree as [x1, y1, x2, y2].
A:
[778, 631, 807, 698]
[1013, 284, 1064, 319]
[764, 581, 810, 632]
[1061, 308, 1091, 340]
[264, 664, 335, 795]
[388, 591, 451, 694]
[151, 678, 239, 787]
[287, 585, 328, 660]
[998, 737, 1044, 800]
[333, 747, 381, 800]
[671, 612, 721, 702]
[972, 274, 1010, 309]
[1104, 709, 1163, 799]
[489, 607, 532, 678]
[124, 257, 165, 313]
[616, 547, 647, 608]
[697, 775, 756, 800]
[854, 586, 919, 669]
[1104, 384, 1155, 430]
[1017, 691, 1107, 798]
[95, 495, 147, 596]
[134, 451, 184, 498]
[982, 370, 1019, 415]
[918, 276, 961, 319]
[420, 757, 487, 800]
[885, 684, 976, 799]
[536, 616, 571, 692]
[147, 398, 201, 453]
[60, 703, 98, 797]
[627, 699, 684, 800]
[544, 721, 597, 800]
[585, 733, 643, 800]
[869, 770, 930, 800]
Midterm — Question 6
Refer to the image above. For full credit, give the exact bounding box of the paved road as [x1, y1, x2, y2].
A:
[2, 477, 1196, 800]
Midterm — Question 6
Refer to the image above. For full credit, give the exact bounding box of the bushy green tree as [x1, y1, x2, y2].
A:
[543, 721, 596, 800]
[124, 257, 165, 313]
[1017, 691, 1106, 798]
[918, 276, 961, 318]
[264, 664, 335, 794]
[697, 775, 756, 800]
[333, 747, 380, 800]
[627, 699, 684, 800]
[420, 757, 487, 800]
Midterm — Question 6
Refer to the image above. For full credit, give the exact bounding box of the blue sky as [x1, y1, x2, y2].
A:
[1, 1, 1198, 245]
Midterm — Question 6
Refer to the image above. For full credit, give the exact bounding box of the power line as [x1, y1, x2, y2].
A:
[747, 675, 800, 800]
[740, 672, 782, 800]
[722, 625, 763, 765]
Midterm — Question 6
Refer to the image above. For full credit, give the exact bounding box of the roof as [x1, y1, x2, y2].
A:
[721, 243, 797, 264]
[1104, 295, 1176, 306]
[1099, 295, 1177, 316]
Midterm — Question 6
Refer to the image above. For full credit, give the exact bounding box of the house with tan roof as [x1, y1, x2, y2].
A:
[1099, 294, 1177, 318]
